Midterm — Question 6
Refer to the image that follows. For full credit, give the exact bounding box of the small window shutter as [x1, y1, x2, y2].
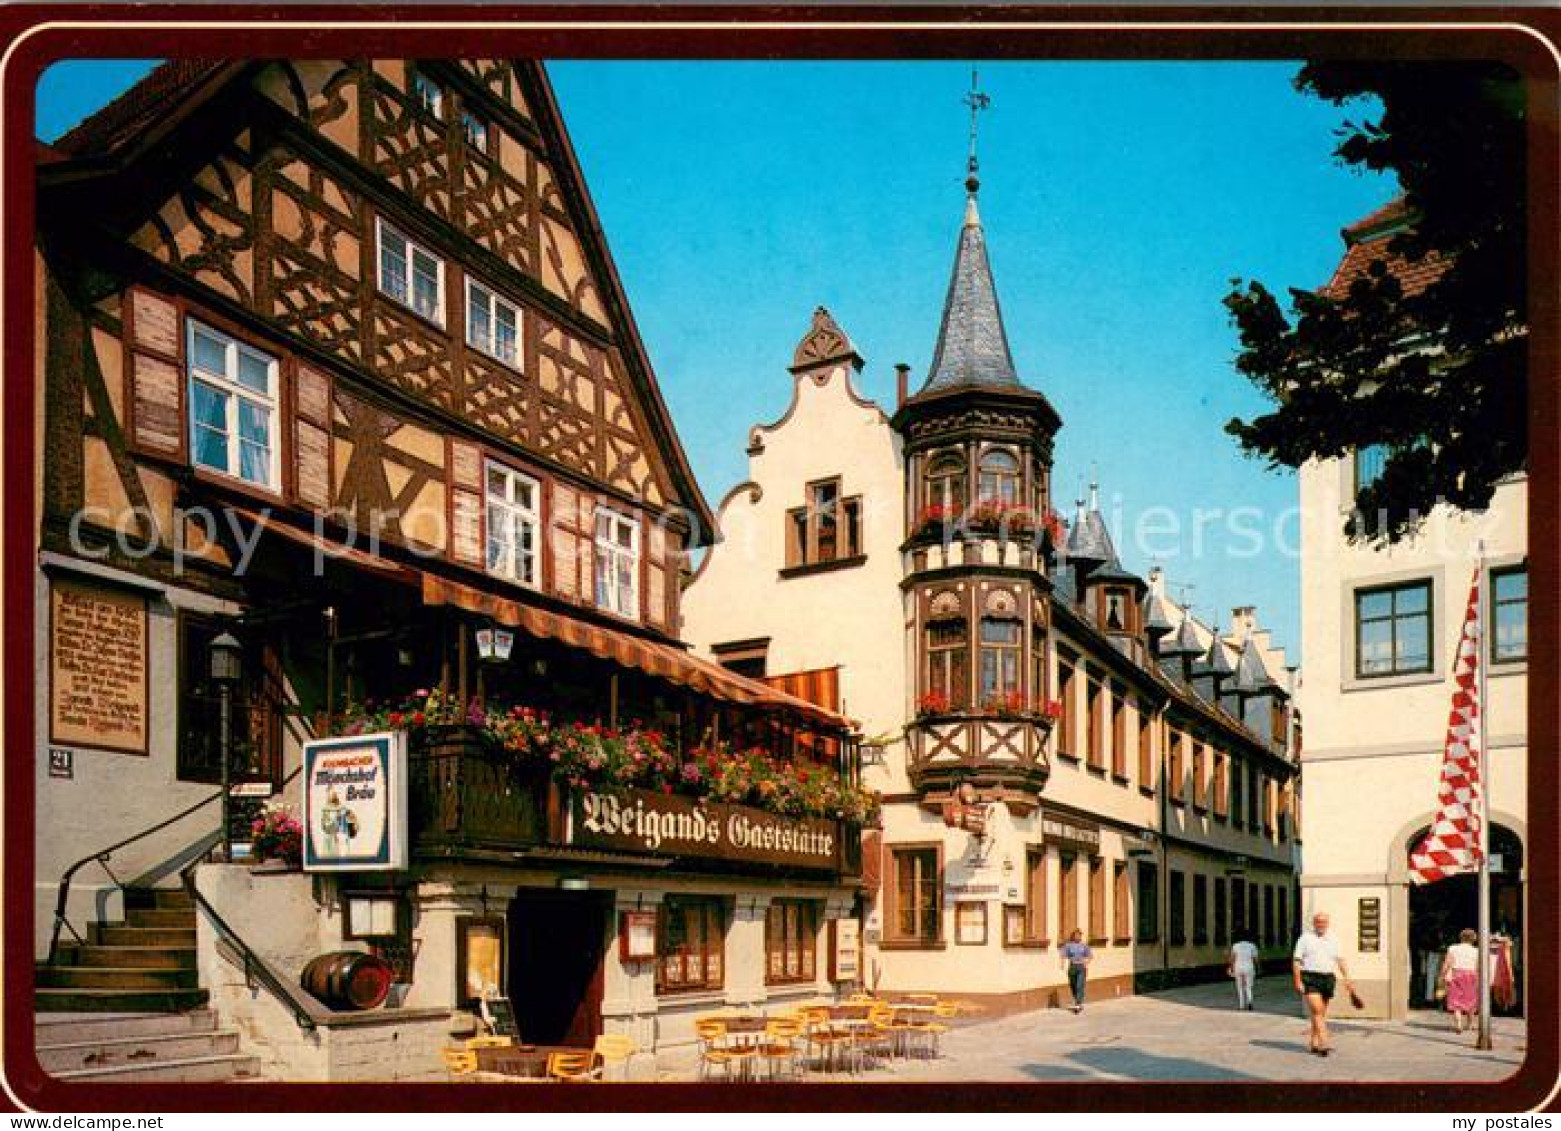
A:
[645, 521, 669, 630]
[448, 440, 484, 568]
[124, 289, 186, 459]
[293, 364, 333, 510]
[551, 482, 581, 601]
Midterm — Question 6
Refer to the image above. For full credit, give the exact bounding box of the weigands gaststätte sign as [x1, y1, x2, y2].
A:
[568, 788, 839, 870]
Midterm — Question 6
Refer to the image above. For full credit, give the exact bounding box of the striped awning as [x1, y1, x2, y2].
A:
[420, 574, 853, 731]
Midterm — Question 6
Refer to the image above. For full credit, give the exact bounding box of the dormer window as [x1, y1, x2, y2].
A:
[1100, 586, 1138, 634]
[977, 449, 1020, 505]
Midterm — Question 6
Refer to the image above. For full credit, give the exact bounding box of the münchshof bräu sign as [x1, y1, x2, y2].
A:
[568, 788, 839, 871]
[303, 732, 409, 872]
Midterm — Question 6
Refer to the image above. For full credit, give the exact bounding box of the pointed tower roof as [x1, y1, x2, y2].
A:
[1162, 610, 1205, 658]
[1233, 637, 1280, 693]
[918, 187, 1023, 394]
[1199, 625, 1238, 678]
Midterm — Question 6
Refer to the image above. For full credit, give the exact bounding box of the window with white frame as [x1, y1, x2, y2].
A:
[594, 508, 640, 619]
[466, 280, 521, 368]
[376, 220, 444, 324]
[485, 462, 540, 587]
[187, 321, 279, 490]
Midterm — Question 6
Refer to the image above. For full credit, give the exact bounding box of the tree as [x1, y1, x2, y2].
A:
[1223, 61, 1526, 544]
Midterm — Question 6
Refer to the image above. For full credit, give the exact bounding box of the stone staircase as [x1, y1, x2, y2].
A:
[38, 887, 207, 1014]
[34, 1011, 258, 1083]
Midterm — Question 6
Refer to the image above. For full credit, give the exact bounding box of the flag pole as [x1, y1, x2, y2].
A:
[1476, 539, 1493, 1051]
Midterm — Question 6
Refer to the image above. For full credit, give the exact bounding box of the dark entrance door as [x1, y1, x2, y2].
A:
[1407, 824, 1523, 1014]
[507, 889, 611, 1045]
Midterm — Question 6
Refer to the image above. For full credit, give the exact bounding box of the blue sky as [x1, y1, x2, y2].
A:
[38, 59, 1396, 655]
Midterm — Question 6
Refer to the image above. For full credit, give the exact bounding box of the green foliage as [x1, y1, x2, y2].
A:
[1224, 61, 1526, 544]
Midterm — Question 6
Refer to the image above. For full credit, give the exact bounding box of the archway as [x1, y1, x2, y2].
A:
[1404, 823, 1523, 1014]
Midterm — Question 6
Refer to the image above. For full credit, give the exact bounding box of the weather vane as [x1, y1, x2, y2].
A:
[963, 65, 991, 189]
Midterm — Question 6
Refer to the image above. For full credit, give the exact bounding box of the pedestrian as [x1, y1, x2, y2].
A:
[1060, 929, 1093, 1013]
[1228, 931, 1259, 1011]
[1292, 911, 1359, 1057]
[1437, 928, 1480, 1033]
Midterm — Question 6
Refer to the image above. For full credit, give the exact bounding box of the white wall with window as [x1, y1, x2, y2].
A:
[187, 320, 279, 490]
[376, 220, 444, 324]
[485, 461, 540, 587]
[594, 508, 640, 620]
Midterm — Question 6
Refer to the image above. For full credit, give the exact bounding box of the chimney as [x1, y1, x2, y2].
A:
[1230, 605, 1257, 644]
[895, 363, 910, 407]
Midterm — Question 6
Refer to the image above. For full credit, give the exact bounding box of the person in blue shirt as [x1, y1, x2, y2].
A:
[1059, 929, 1093, 1013]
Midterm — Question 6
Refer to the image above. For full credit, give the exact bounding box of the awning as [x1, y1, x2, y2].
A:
[421, 573, 854, 732]
[229, 506, 418, 583]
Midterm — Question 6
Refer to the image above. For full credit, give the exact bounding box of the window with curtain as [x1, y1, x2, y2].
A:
[891, 847, 941, 944]
[764, 900, 818, 985]
[1355, 580, 1432, 678]
[927, 619, 969, 711]
[187, 321, 278, 490]
[979, 618, 1022, 706]
[1491, 566, 1528, 663]
[484, 461, 539, 586]
[593, 508, 640, 619]
[656, 897, 725, 993]
[977, 448, 1020, 505]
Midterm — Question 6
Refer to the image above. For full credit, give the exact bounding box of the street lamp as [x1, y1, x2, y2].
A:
[209, 631, 244, 862]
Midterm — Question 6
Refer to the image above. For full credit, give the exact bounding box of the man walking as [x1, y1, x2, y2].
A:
[1293, 911, 1358, 1056]
[1228, 930, 1259, 1010]
[1060, 929, 1093, 1013]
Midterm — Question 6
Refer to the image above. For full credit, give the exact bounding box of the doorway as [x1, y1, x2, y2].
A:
[507, 888, 612, 1045]
[1406, 824, 1523, 1014]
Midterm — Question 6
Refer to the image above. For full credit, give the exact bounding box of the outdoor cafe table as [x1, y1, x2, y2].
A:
[473, 1043, 592, 1079]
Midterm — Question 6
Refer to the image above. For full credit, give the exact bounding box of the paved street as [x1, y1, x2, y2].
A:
[660, 979, 1525, 1083]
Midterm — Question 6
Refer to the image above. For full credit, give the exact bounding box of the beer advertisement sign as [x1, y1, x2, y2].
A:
[303, 732, 408, 872]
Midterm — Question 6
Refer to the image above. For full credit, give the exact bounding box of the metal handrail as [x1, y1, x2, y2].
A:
[179, 848, 317, 1032]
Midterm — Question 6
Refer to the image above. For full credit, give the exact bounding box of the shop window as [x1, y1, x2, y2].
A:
[1059, 854, 1080, 939]
[1023, 847, 1047, 943]
[593, 508, 640, 619]
[176, 613, 281, 785]
[376, 219, 444, 324]
[1085, 678, 1104, 770]
[1193, 875, 1209, 945]
[1214, 878, 1228, 947]
[889, 846, 941, 945]
[1113, 861, 1131, 942]
[1136, 861, 1160, 942]
[924, 451, 966, 514]
[977, 448, 1020, 505]
[1169, 869, 1186, 946]
[1355, 580, 1432, 678]
[785, 478, 862, 567]
[764, 900, 818, 985]
[926, 619, 969, 711]
[1491, 566, 1527, 663]
[466, 278, 521, 368]
[1110, 687, 1127, 780]
[1056, 653, 1077, 758]
[657, 897, 725, 994]
[484, 460, 539, 587]
[978, 618, 1022, 707]
[187, 321, 279, 490]
[1137, 706, 1153, 791]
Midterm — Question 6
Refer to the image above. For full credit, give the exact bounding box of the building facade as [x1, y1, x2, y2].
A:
[1297, 203, 1528, 1020]
[34, 59, 868, 1079]
[684, 167, 1303, 1010]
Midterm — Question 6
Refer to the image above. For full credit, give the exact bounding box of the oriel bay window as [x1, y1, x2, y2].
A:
[376, 219, 444, 324]
[1491, 566, 1527, 663]
[593, 508, 640, 619]
[1355, 580, 1432, 678]
[979, 618, 1022, 709]
[765, 900, 819, 985]
[485, 461, 539, 587]
[657, 897, 725, 994]
[977, 448, 1021, 505]
[187, 321, 279, 490]
[890, 846, 942, 945]
[466, 279, 521, 368]
[926, 618, 969, 712]
[924, 452, 966, 515]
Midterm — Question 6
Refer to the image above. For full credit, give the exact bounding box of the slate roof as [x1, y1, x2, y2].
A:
[1232, 637, 1280, 693]
[1199, 630, 1237, 678]
[1064, 504, 1114, 564]
[1162, 611, 1204, 657]
[53, 60, 228, 158]
[918, 192, 1023, 394]
[1320, 197, 1450, 301]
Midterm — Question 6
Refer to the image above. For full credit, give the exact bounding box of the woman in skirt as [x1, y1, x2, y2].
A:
[1439, 928, 1481, 1033]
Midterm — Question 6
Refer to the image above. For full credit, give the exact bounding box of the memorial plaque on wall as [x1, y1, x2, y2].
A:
[1357, 897, 1382, 953]
[49, 579, 149, 754]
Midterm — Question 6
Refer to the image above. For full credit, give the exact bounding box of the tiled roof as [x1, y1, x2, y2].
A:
[918, 192, 1023, 394]
[1321, 197, 1450, 300]
[52, 59, 226, 158]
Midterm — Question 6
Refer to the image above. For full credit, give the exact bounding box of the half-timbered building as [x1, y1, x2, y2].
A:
[34, 59, 864, 1080]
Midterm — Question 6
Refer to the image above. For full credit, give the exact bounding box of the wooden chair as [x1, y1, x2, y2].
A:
[546, 1050, 598, 1082]
[915, 1001, 959, 1059]
[593, 1033, 637, 1081]
[800, 1006, 855, 1074]
[855, 1004, 895, 1068]
[694, 1018, 740, 1082]
[758, 1016, 805, 1080]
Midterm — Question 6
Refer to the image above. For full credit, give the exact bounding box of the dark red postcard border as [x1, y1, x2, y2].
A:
[3, 5, 1557, 1114]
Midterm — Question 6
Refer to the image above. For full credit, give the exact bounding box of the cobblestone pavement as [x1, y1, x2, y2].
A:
[658, 978, 1526, 1083]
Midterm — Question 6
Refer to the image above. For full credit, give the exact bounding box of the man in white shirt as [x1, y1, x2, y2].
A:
[1228, 932, 1259, 1010]
[1292, 911, 1358, 1056]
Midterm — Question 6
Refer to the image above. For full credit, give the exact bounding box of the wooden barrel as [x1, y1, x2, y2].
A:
[300, 951, 394, 1011]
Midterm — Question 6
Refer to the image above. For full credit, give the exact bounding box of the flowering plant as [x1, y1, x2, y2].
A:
[250, 802, 302, 866]
[916, 691, 952, 717]
[1041, 509, 1068, 546]
[967, 500, 1037, 535]
[915, 502, 960, 533]
[1040, 698, 1065, 720]
[981, 691, 1029, 718]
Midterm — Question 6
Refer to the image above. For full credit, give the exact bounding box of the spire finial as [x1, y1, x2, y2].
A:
[962, 65, 990, 196]
[1089, 464, 1100, 511]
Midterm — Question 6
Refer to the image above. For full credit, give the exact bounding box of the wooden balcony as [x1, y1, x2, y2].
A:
[905, 714, 1052, 812]
[408, 727, 862, 879]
